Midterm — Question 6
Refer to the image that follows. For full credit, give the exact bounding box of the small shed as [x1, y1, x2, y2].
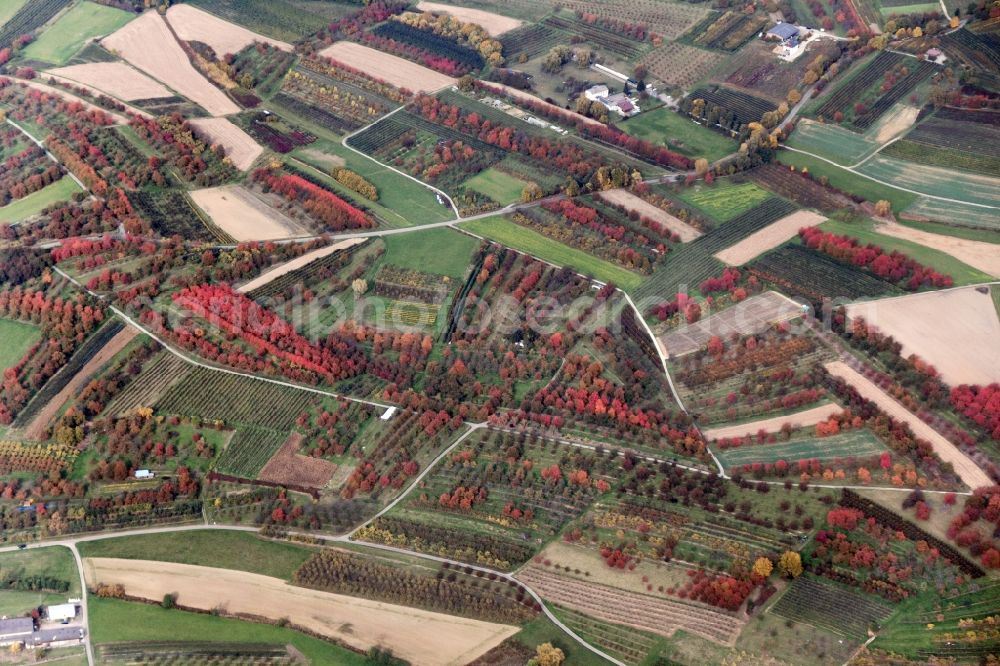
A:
[135, 469, 154, 480]
[45, 604, 76, 623]
[380, 406, 397, 421]
[584, 84, 609, 101]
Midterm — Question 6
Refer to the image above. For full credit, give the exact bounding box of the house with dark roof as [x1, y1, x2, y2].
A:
[0, 617, 34, 646]
[766, 22, 801, 43]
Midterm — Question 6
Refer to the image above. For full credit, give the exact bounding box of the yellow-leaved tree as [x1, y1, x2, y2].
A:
[779, 551, 803, 578]
[752, 556, 774, 579]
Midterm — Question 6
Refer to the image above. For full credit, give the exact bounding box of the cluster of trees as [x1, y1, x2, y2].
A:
[411, 94, 636, 192]
[676, 331, 815, 388]
[395, 10, 504, 66]
[321, 1, 409, 42]
[673, 568, 757, 611]
[251, 167, 374, 231]
[129, 113, 235, 186]
[311, 56, 412, 104]
[331, 167, 378, 201]
[294, 549, 536, 624]
[171, 283, 363, 384]
[0, 287, 104, 424]
[947, 485, 1000, 568]
[950, 384, 1000, 442]
[0, 145, 62, 205]
[800, 227, 954, 289]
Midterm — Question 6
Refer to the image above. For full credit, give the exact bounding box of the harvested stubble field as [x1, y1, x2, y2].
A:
[84, 558, 518, 666]
[824, 360, 993, 489]
[516, 565, 744, 645]
[415, 2, 523, 36]
[660, 291, 805, 357]
[257, 433, 337, 489]
[599, 189, 702, 242]
[714, 210, 826, 266]
[702, 402, 843, 441]
[843, 287, 1000, 387]
[872, 221, 1000, 278]
[165, 4, 292, 56]
[102, 11, 240, 116]
[190, 185, 313, 241]
[47, 62, 172, 102]
[188, 118, 263, 171]
[318, 41, 456, 93]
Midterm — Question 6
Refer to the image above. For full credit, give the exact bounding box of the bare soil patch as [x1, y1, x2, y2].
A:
[257, 433, 338, 489]
[237, 238, 365, 293]
[189, 185, 312, 241]
[46, 62, 171, 102]
[84, 558, 518, 666]
[295, 149, 345, 169]
[165, 4, 292, 56]
[660, 291, 805, 357]
[824, 360, 992, 489]
[703, 402, 843, 441]
[600, 189, 702, 242]
[516, 564, 743, 645]
[188, 118, 263, 171]
[23, 327, 138, 440]
[874, 221, 1000, 278]
[415, 2, 523, 35]
[844, 287, 1000, 387]
[102, 11, 240, 116]
[15, 78, 127, 124]
[317, 42, 456, 93]
[874, 105, 919, 144]
[714, 210, 826, 266]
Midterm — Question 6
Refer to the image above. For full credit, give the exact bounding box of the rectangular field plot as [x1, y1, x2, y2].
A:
[748, 244, 900, 304]
[716, 428, 888, 469]
[660, 291, 804, 357]
[902, 197, 1000, 231]
[155, 368, 314, 430]
[769, 576, 892, 639]
[22, 1, 134, 65]
[462, 168, 528, 205]
[785, 120, 877, 166]
[617, 107, 736, 162]
[858, 155, 1000, 208]
[677, 182, 772, 223]
[215, 425, 288, 478]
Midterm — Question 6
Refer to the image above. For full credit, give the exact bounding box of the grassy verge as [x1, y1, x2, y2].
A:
[88, 597, 370, 666]
[460, 216, 643, 290]
[0, 319, 40, 371]
[0, 177, 83, 224]
[776, 150, 916, 213]
[78, 531, 313, 580]
[896, 218, 1000, 244]
[617, 107, 737, 162]
[818, 217, 994, 286]
[22, 1, 134, 65]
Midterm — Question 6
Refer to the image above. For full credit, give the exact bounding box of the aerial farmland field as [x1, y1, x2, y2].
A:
[1, 2, 999, 664]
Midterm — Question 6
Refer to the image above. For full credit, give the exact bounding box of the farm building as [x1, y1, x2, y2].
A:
[45, 604, 76, 623]
[27, 626, 85, 649]
[766, 22, 801, 43]
[381, 406, 397, 421]
[583, 85, 641, 117]
[584, 85, 609, 101]
[135, 469, 154, 479]
[0, 618, 33, 646]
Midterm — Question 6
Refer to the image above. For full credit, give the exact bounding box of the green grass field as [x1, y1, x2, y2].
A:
[88, 598, 370, 666]
[78, 530, 313, 580]
[902, 197, 1000, 232]
[21, 2, 134, 65]
[677, 181, 772, 222]
[461, 216, 643, 290]
[382, 227, 479, 280]
[463, 168, 527, 205]
[879, 1, 939, 15]
[785, 121, 878, 166]
[0, 546, 81, 615]
[817, 218, 994, 286]
[716, 428, 888, 469]
[617, 108, 737, 162]
[896, 217, 1000, 244]
[0, 0, 28, 27]
[0, 177, 83, 224]
[776, 150, 916, 214]
[858, 155, 1000, 209]
[0, 318, 40, 371]
[291, 140, 454, 227]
